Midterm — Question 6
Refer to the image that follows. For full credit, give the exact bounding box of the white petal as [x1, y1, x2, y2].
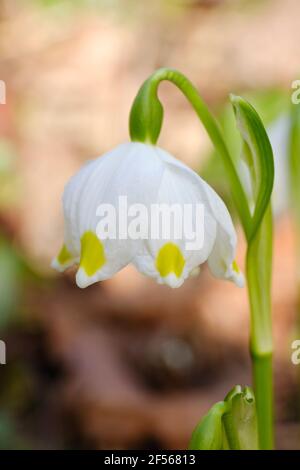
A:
[132, 152, 217, 287]
[201, 182, 244, 287]
[54, 142, 165, 287]
[153, 145, 243, 287]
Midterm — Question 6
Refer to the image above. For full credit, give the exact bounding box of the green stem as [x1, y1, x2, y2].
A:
[251, 353, 273, 450]
[129, 68, 252, 239]
[246, 205, 274, 449]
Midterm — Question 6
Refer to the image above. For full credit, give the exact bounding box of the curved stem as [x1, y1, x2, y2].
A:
[130, 68, 252, 239]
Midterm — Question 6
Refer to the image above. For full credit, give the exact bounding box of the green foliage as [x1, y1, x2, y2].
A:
[230, 95, 274, 241]
[189, 386, 258, 450]
[201, 89, 287, 222]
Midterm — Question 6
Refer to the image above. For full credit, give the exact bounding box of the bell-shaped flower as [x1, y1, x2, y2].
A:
[52, 142, 244, 289]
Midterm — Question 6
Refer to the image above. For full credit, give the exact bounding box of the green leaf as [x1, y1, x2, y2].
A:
[189, 385, 258, 450]
[230, 95, 274, 242]
[189, 401, 227, 450]
[224, 386, 259, 450]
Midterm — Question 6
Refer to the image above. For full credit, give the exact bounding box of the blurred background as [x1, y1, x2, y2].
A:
[0, 0, 299, 450]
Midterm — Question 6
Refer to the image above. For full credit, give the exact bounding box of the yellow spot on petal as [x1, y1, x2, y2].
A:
[232, 260, 240, 273]
[57, 244, 73, 265]
[80, 231, 106, 276]
[156, 242, 185, 279]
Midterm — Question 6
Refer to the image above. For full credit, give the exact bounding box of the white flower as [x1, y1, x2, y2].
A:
[52, 142, 244, 289]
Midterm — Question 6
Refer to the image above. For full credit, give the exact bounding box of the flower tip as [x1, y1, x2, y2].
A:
[234, 271, 245, 288]
[159, 273, 184, 289]
[51, 257, 65, 273]
[230, 260, 244, 288]
[51, 244, 75, 273]
[229, 93, 242, 106]
[189, 266, 201, 278]
[76, 268, 92, 289]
